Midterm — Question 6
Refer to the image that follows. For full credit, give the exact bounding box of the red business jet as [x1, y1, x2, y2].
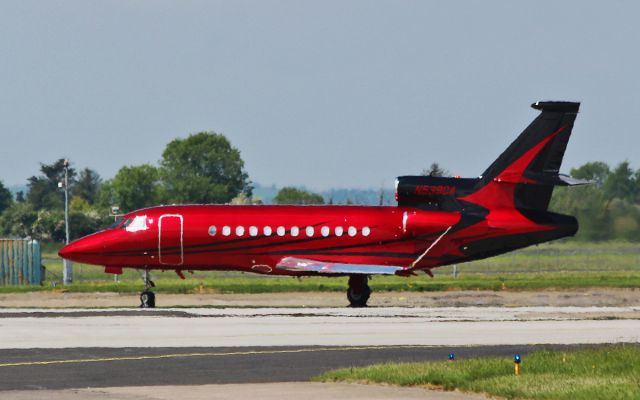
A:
[60, 101, 586, 307]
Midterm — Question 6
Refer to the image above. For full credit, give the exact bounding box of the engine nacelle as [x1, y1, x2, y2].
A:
[395, 176, 479, 210]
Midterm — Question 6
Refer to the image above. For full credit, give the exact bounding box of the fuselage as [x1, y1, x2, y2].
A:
[58, 203, 575, 276]
[59, 205, 459, 274]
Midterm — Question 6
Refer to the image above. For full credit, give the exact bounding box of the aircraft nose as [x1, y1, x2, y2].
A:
[58, 241, 78, 260]
[58, 235, 106, 264]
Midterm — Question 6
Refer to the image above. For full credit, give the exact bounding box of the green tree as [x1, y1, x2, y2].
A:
[421, 162, 448, 177]
[550, 186, 611, 241]
[273, 187, 325, 205]
[31, 209, 65, 241]
[0, 180, 13, 214]
[26, 159, 76, 210]
[0, 203, 37, 238]
[607, 198, 640, 241]
[160, 132, 251, 204]
[603, 161, 635, 202]
[73, 168, 102, 204]
[105, 165, 162, 212]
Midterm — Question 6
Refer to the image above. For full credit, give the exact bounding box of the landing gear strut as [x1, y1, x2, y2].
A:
[140, 270, 156, 308]
[347, 275, 370, 307]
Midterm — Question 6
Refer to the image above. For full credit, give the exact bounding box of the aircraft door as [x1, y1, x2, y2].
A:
[159, 214, 183, 265]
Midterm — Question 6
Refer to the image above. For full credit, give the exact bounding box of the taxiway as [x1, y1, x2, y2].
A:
[0, 305, 637, 398]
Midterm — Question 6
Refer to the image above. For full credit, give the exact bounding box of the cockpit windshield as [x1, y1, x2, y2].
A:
[104, 215, 148, 232]
[124, 215, 148, 232]
[106, 217, 125, 230]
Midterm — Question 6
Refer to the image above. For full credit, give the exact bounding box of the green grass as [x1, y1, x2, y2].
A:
[315, 345, 640, 400]
[3, 240, 639, 293]
[2, 271, 636, 294]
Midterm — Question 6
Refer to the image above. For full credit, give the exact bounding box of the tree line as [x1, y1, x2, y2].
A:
[0, 132, 252, 241]
[0, 131, 636, 243]
[550, 161, 640, 241]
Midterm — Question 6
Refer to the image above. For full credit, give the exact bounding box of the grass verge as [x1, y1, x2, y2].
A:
[314, 345, 640, 400]
[2, 271, 640, 294]
[2, 241, 638, 293]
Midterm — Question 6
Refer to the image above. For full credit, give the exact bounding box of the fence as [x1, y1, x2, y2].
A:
[0, 239, 42, 285]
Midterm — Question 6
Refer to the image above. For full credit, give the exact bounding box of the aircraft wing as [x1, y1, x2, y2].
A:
[276, 257, 406, 275]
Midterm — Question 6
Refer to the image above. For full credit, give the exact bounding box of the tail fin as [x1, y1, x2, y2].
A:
[469, 101, 581, 211]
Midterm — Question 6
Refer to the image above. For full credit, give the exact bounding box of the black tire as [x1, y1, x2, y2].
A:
[140, 291, 156, 308]
[347, 285, 371, 307]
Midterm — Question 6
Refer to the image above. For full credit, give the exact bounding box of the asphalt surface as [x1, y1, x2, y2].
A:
[1, 306, 637, 394]
[0, 344, 587, 391]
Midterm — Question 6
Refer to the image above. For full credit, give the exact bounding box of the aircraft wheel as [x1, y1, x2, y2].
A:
[140, 291, 156, 308]
[347, 275, 371, 307]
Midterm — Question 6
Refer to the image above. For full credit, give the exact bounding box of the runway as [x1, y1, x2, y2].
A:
[0, 307, 638, 349]
[0, 306, 637, 396]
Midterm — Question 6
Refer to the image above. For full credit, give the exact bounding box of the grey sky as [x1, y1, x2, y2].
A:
[0, 1, 637, 191]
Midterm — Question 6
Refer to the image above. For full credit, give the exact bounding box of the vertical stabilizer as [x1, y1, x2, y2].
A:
[468, 101, 580, 211]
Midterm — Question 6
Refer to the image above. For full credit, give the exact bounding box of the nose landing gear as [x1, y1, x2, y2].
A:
[140, 270, 156, 308]
[347, 275, 371, 307]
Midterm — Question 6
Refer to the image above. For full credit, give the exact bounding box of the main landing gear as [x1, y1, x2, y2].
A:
[347, 275, 371, 307]
[140, 270, 156, 308]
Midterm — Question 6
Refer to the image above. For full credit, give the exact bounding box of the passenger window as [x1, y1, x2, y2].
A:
[277, 226, 285, 236]
[236, 226, 245, 236]
[335, 226, 344, 236]
[362, 227, 371, 236]
[291, 226, 299, 237]
[208, 226, 217, 236]
[321, 226, 330, 237]
[249, 226, 258, 236]
[306, 226, 314, 237]
[264, 226, 272, 236]
[348, 226, 357, 237]
[222, 226, 231, 236]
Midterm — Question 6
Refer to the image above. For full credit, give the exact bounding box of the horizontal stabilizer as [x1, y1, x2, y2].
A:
[276, 257, 405, 275]
[557, 174, 593, 186]
[531, 101, 580, 112]
[496, 172, 594, 186]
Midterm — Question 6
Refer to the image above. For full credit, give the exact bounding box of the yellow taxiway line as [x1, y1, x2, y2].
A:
[0, 345, 433, 368]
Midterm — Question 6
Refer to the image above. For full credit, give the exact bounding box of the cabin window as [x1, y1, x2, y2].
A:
[348, 226, 357, 237]
[321, 226, 330, 237]
[236, 226, 245, 236]
[291, 226, 299, 237]
[249, 226, 258, 236]
[362, 226, 371, 236]
[264, 226, 272, 236]
[208, 226, 217, 236]
[222, 226, 231, 236]
[335, 226, 344, 236]
[277, 226, 285, 236]
[306, 226, 314, 237]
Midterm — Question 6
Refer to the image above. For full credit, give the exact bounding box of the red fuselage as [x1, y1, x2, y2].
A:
[57, 203, 571, 276]
[59, 205, 457, 274]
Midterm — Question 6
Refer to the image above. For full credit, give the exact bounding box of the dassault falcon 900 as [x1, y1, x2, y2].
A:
[59, 101, 586, 307]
